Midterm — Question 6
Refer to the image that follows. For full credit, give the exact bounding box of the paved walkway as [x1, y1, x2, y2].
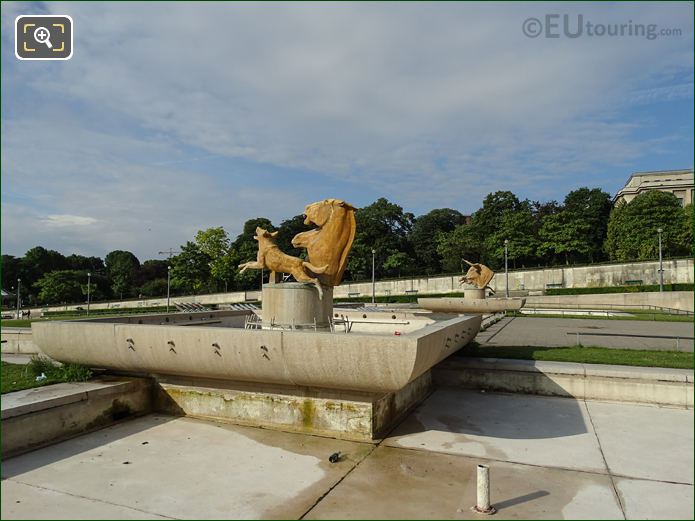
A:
[2, 389, 692, 519]
[477, 317, 694, 351]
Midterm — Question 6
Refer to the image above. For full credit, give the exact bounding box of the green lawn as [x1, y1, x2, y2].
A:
[460, 344, 694, 369]
[1, 362, 63, 393]
[507, 311, 692, 322]
[1, 358, 93, 394]
[2, 319, 33, 327]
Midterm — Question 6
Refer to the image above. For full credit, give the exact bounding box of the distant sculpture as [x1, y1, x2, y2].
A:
[459, 259, 496, 294]
[239, 227, 328, 298]
[291, 198, 356, 286]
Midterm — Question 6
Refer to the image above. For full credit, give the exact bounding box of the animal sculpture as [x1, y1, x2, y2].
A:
[238, 227, 328, 298]
[291, 198, 356, 286]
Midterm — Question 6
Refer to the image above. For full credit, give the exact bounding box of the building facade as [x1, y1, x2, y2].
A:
[614, 169, 694, 206]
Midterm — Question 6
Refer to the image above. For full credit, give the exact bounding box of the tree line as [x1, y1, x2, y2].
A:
[2, 187, 691, 306]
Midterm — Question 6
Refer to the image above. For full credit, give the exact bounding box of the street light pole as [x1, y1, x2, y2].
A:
[371, 249, 376, 305]
[657, 228, 663, 292]
[167, 265, 171, 313]
[87, 272, 91, 316]
[504, 240, 509, 298]
[16, 278, 21, 319]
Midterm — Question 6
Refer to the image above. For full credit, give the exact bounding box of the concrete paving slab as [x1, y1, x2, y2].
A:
[2, 415, 373, 519]
[615, 477, 694, 520]
[0, 354, 34, 365]
[587, 401, 694, 484]
[385, 389, 607, 473]
[479, 316, 693, 351]
[1, 480, 169, 519]
[305, 445, 623, 519]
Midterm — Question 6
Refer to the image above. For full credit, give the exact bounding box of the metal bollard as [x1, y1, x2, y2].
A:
[472, 464, 496, 514]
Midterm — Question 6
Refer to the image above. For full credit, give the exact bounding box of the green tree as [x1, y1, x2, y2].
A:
[436, 224, 482, 273]
[276, 215, 311, 258]
[469, 192, 539, 268]
[484, 206, 539, 269]
[347, 198, 414, 280]
[1, 255, 24, 293]
[66, 254, 105, 273]
[195, 227, 235, 291]
[137, 259, 169, 288]
[105, 250, 140, 299]
[562, 187, 612, 262]
[538, 211, 593, 264]
[140, 278, 169, 297]
[604, 191, 691, 261]
[382, 252, 414, 278]
[34, 270, 84, 304]
[23, 246, 68, 288]
[230, 218, 274, 290]
[410, 209, 467, 275]
[171, 241, 211, 294]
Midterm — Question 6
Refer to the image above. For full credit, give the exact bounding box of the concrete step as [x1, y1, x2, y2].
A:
[434, 357, 693, 408]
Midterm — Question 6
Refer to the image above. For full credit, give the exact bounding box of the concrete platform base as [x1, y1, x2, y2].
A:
[154, 371, 433, 441]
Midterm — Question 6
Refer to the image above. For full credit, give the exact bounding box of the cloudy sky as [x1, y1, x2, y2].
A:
[2, 1, 693, 260]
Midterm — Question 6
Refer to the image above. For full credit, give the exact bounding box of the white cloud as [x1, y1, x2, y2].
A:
[42, 214, 99, 227]
[1, 1, 693, 258]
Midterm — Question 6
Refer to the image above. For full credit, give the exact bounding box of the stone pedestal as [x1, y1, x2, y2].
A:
[261, 282, 333, 330]
[463, 287, 486, 300]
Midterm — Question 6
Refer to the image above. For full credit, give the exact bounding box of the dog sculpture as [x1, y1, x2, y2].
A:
[238, 227, 328, 298]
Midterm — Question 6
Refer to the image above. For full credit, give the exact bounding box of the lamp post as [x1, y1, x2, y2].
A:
[166, 265, 171, 313]
[504, 240, 509, 298]
[657, 228, 663, 292]
[16, 278, 21, 319]
[87, 272, 91, 316]
[371, 249, 376, 305]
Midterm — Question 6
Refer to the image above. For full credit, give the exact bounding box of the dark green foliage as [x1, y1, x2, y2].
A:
[410, 208, 467, 275]
[348, 198, 415, 280]
[545, 283, 693, 295]
[34, 270, 85, 304]
[605, 192, 692, 261]
[3, 187, 690, 308]
[170, 241, 211, 294]
[105, 250, 140, 299]
[458, 344, 693, 370]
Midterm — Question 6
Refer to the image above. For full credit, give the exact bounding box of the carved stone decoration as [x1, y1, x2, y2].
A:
[291, 198, 356, 286]
[238, 227, 328, 298]
[458, 259, 496, 293]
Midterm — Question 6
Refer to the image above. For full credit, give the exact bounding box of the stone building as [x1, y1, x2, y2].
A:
[613, 169, 694, 206]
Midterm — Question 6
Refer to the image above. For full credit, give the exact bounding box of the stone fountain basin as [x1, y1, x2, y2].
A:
[32, 311, 481, 393]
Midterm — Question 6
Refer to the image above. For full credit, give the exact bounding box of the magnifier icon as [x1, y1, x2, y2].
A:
[33, 26, 53, 49]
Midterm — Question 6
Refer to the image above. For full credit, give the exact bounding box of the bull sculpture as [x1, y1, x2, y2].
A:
[458, 259, 496, 294]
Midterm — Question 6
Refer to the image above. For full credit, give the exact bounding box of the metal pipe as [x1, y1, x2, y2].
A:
[16, 278, 21, 319]
[166, 266, 171, 313]
[87, 272, 91, 316]
[473, 464, 496, 514]
[371, 249, 376, 305]
[504, 240, 509, 298]
[657, 228, 663, 292]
